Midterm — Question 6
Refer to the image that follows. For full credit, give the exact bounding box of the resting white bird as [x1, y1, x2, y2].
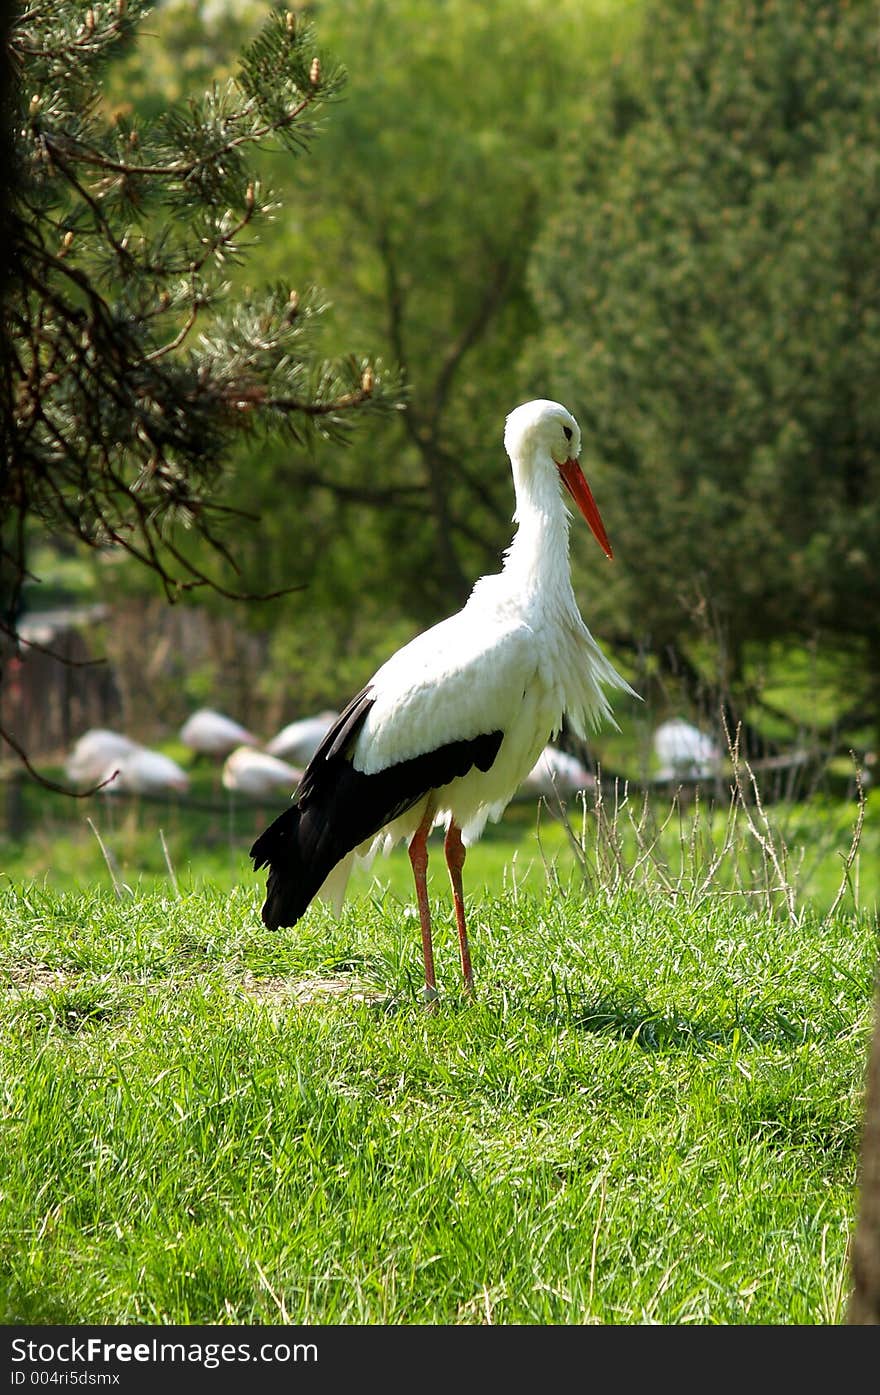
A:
[222, 746, 304, 798]
[65, 729, 139, 786]
[251, 399, 636, 999]
[179, 708, 258, 759]
[521, 744, 595, 799]
[653, 718, 720, 779]
[265, 711, 339, 764]
[102, 747, 190, 795]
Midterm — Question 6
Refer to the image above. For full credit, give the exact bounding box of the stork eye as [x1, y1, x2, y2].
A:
[563, 426, 573, 442]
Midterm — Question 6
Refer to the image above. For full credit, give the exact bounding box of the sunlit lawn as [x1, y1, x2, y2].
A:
[1, 873, 875, 1324]
[3, 771, 876, 918]
[0, 769, 877, 1323]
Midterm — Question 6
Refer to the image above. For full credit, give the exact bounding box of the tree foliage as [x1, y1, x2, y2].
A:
[1, 0, 401, 768]
[177, 0, 640, 713]
[3, 0, 639, 726]
[527, 0, 880, 740]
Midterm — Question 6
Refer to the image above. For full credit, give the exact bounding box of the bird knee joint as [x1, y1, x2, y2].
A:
[409, 841, 428, 875]
[445, 832, 466, 872]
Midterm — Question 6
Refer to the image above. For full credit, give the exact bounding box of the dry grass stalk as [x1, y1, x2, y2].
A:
[545, 718, 866, 923]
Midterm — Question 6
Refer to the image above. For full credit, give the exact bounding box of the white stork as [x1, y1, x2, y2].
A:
[265, 711, 339, 765]
[179, 708, 258, 760]
[520, 744, 595, 800]
[65, 729, 139, 787]
[653, 718, 721, 780]
[222, 746, 304, 798]
[251, 399, 636, 999]
[101, 746, 190, 795]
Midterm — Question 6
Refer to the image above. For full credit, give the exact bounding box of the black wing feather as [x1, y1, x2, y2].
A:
[250, 693, 503, 929]
[295, 686, 375, 802]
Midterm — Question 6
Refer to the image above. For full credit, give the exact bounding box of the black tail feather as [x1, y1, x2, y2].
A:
[250, 699, 504, 930]
[251, 796, 361, 929]
[250, 804, 315, 929]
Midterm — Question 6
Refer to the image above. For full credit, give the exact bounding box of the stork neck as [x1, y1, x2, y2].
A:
[502, 461, 575, 608]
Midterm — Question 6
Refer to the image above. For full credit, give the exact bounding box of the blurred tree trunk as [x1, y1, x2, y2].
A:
[849, 981, 880, 1324]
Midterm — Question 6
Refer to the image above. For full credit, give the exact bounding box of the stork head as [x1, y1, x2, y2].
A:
[504, 399, 613, 559]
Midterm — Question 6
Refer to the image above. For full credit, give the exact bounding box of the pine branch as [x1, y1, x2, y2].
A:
[2, 2, 403, 782]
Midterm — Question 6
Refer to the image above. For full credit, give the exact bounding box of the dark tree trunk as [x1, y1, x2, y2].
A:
[849, 980, 880, 1324]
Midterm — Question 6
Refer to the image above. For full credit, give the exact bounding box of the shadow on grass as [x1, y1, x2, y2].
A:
[542, 980, 813, 1054]
[7, 985, 130, 1036]
[304, 958, 834, 1047]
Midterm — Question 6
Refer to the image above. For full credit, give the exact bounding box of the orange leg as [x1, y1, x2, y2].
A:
[409, 806, 437, 1004]
[444, 820, 474, 996]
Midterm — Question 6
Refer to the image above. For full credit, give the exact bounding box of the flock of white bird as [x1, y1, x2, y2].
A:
[64, 706, 719, 803]
[63, 708, 299, 798]
[64, 706, 617, 802]
[64, 727, 190, 796]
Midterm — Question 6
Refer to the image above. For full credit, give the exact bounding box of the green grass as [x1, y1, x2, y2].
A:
[4, 773, 876, 915]
[1, 870, 877, 1324]
[1, 777, 877, 1323]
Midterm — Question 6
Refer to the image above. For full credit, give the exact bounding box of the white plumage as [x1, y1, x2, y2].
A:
[101, 747, 190, 795]
[252, 399, 636, 999]
[265, 711, 339, 764]
[222, 746, 303, 798]
[350, 407, 631, 842]
[65, 728, 139, 786]
[521, 744, 595, 799]
[653, 718, 720, 779]
[179, 708, 258, 758]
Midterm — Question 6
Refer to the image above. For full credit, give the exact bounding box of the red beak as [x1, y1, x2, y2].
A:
[557, 458, 614, 560]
